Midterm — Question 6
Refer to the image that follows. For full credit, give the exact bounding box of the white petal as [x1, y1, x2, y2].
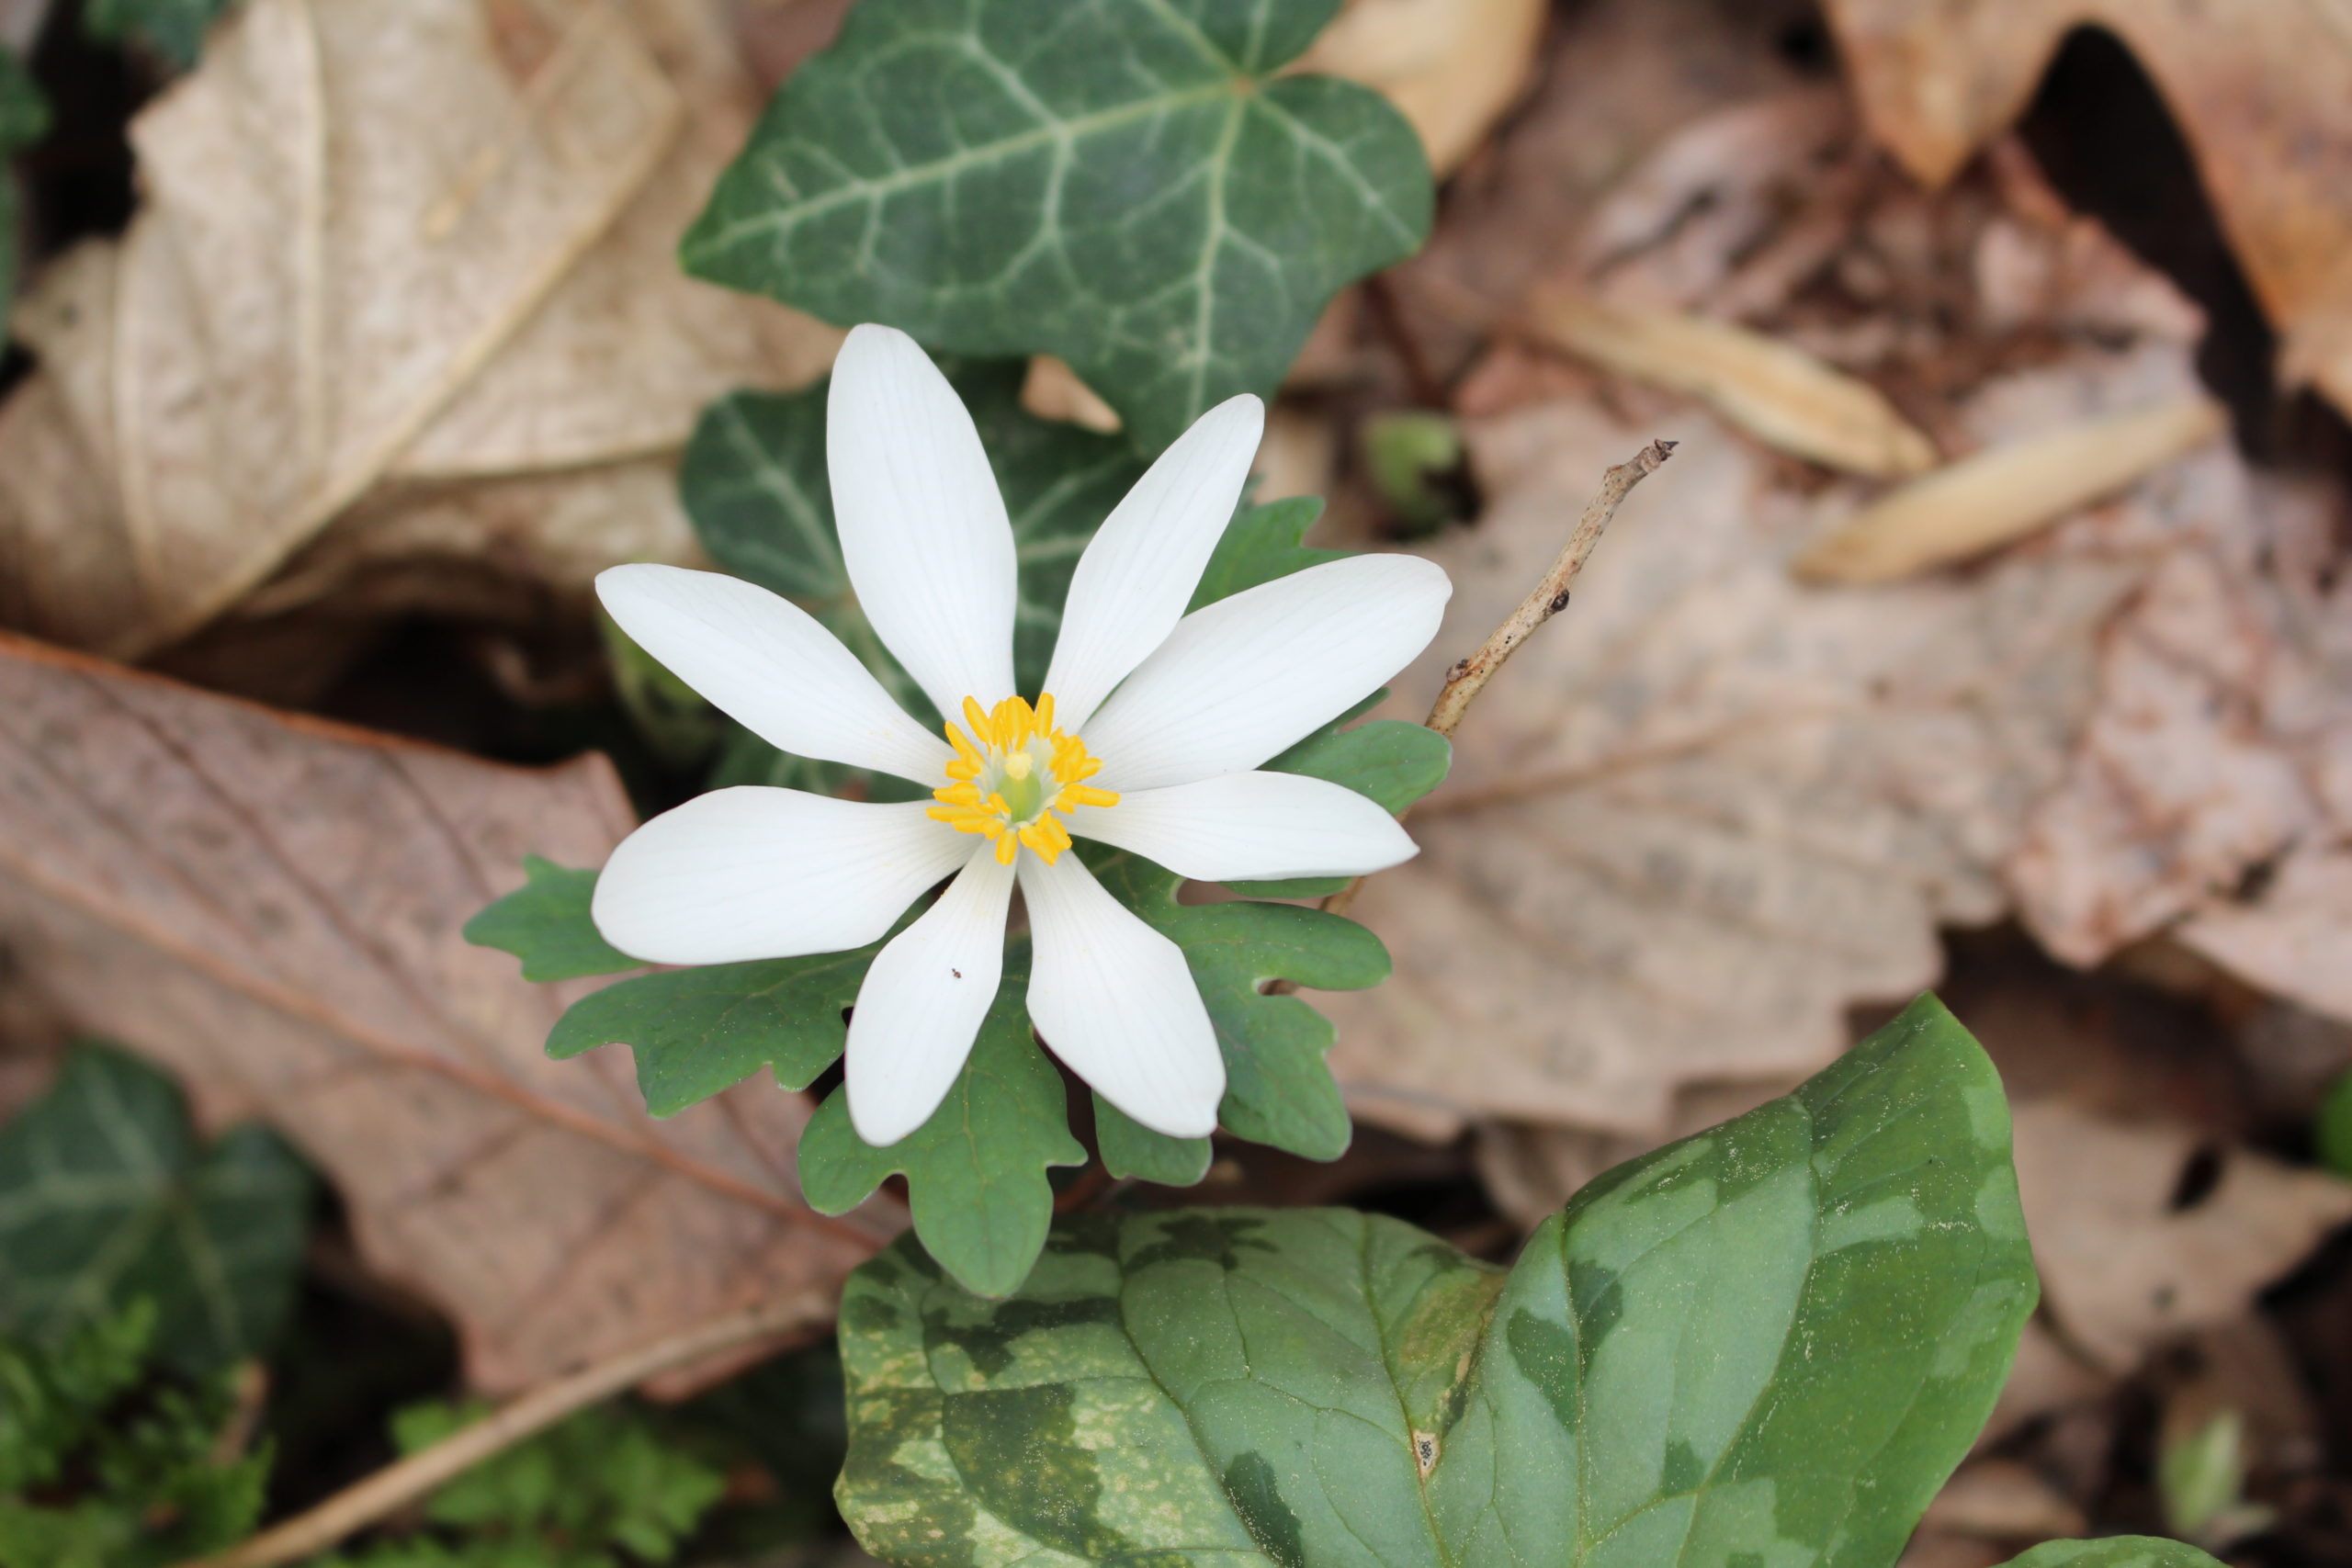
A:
[1082, 555, 1452, 792]
[844, 848, 1015, 1146]
[592, 789, 968, 965]
[1042, 394, 1263, 731]
[597, 564, 950, 784]
[1018, 852, 1222, 1137]
[1069, 770, 1418, 882]
[828, 324, 1018, 718]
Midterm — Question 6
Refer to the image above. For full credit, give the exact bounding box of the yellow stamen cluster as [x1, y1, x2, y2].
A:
[929, 694, 1118, 865]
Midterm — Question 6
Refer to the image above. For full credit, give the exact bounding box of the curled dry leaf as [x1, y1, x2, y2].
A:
[0, 631, 885, 1391]
[1293, 0, 1548, 177]
[2010, 1100, 2352, 1373]
[1797, 397, 2227, 584]
[0, 0, 835, 658]
[1525, 288, 1939, 477]
[1821, 0, 2352, 422]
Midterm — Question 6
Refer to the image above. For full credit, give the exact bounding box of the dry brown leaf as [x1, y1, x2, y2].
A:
[1324, 397, 2148, 1138]
[1389, 0, 1823, 372]
[1295, 0, 1548, 176]
[2179, 849, 2352, 1022]
[0, 631, 886, 1390]
[1526, 289, 1940, 477]
[1822, 0, 2352, 421]
[1796, 397, 2226, 583]
[0, 0, 832, 657]
[2011, 1100, 2352, 1373]
[1920, 1458, 2089, 1543]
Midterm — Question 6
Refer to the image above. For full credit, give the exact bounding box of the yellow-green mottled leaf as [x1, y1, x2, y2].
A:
[835, 997, 2038, 1568]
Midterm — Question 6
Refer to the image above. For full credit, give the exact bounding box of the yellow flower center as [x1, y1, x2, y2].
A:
[927, 694, 1119, 866]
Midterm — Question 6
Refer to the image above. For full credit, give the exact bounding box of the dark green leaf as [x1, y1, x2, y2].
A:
[681, 367, 1148, 720]
[799, 953, 1084, 1297]
[1187, 494, 1348, 611]
[835, 996, 2038, 1568]
[0, 1047, 312, 1373]
[681, 0, 1433, 452]
[548, 941, 884, 1115]
[1087, 844, 1388, 1161]
[462, 857, 638, 983]
[2319, 1067, 2352, 1178]
[0, 49, 43, 151]
[1, 46, 49, 326]
[1996, 1541, 2226, 1568]
[80, 0, 232, 69]
[1092, 1093, 1211, 1187]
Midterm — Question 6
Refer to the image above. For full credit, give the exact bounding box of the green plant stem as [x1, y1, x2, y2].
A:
[175, 1289, 835, 1568]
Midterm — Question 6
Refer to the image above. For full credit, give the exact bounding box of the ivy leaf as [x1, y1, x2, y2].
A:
[81, 0, 233, 68]
[684, 365, 1148, 728]
[1086, 843, 1389, 1161]
[798, 951, 1084, 1297]
[680, 0, 1433, 452]
[461, 856, 637, 982]
[1, 47, 50, 325]
[833, 995, 2038, 1568]
[0, 1046, 313, 1374]
[548, 941, 882, 1115]
[1996, 1542, 2225, 1568]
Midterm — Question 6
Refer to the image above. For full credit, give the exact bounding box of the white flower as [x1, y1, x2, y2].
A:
[591, 325, 1451, 1145]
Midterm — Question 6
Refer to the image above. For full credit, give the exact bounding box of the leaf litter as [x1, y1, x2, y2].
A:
[1, 0, 2350, 1551]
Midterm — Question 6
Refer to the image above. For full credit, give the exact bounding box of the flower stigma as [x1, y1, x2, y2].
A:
[928, 694, 1119, 865]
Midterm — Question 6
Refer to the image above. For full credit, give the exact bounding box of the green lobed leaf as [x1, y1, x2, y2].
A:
[81, 0, 232, 69]
[1085, 842, 1389, 1161]
[799, 952, 1085, 1297]
[1187, 493, 1349, 611]
[682, 0, 1432, 453]
[0, 1046, 313, 1374]
[548, 941, 884, 1115]
[461, 856, 638, 982]
[1994, 1541, 2225, 1568]
[1092, 1092, 1212, 1187]
[833, 996, 2038, 1568]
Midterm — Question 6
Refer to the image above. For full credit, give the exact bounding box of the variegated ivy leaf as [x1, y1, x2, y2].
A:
[680, 0, 1433, 453]
[1, 47, 50, 323]
[683, 364, 1147, 734]
[835, 997, 2039, 1568]
[0, 1046, 313, 1374]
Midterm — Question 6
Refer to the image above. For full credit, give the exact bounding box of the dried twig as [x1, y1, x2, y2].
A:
[177, 1289, 835, 1568]
[1318, 439, 1676, 921]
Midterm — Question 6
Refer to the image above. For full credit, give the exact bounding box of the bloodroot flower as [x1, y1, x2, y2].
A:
[591, 325, 1451, 1145]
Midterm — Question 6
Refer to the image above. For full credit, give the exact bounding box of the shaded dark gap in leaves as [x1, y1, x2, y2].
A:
[2165, 1142, 2226, 1213]
[258, 1195, 462, 1516]
[2018, 24, 2352, 473]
